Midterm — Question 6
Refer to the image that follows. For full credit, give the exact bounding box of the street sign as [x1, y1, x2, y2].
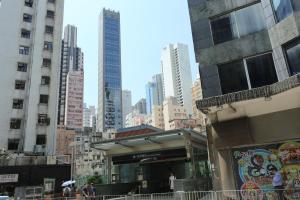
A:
[0, 174, 18, 183]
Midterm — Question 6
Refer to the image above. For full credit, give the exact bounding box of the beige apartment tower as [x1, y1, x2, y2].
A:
[0, 0, 64, 155]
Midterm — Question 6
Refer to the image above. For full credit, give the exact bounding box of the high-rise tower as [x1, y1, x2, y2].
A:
[0, 0, 64, 154]
[161, 43, 193, 115]
[58, 25, 84, 129]
[97, 8, 122, 132]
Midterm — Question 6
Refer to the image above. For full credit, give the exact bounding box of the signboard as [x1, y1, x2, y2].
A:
[112, 148, 187, 164]
[0, 174, 18, 183]
[232, 141, 300, 200]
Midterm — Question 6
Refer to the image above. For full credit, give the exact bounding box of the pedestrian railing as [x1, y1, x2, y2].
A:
[24, 189, 300, 200]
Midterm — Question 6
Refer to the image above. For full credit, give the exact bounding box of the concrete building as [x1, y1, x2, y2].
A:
[133, 98, 147, 114]
[83, 104, 96, 128]
[73, 130, 104, 180]
[147, 105, 165, 130]
[0, 0, 64, 154]
[145, 74, 164, 115]
[122, 90, 132, 127]
[191, 75, 206, 128]
[58, 25, 84, 127]
[161, 43, 193, 115]
[125, 111, 147, 128]
[188, 0, 300, 194]
[98, 8, 122, 133]
[64, 70, 84, 129]
[163, 97, 189, 130]
[56, 125, 76, 156]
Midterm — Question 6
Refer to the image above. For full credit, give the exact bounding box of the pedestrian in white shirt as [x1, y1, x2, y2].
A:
[169, 173, 176, 192]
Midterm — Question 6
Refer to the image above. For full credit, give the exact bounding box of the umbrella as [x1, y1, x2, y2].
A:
[61, 180, 76, 187]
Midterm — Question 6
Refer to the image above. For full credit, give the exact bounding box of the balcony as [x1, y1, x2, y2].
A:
[197, 74, 300, 122]
[197, 74, 300, 111]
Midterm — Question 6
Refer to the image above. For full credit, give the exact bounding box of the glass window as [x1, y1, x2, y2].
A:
[46, 10, 55, 18]
[246, 53, 278, 88]
[13, 99, 24, 109]
[23, 13, 32, 22]
[19, 46, 30, 55]
[40, 95, 49, 104]
[218, 61, 249, 94]
[10, 119, 22, 129]
[25, 0, 33, 7]
[15, 80, 26, 90]
[21, 29, 31, 39]
[17, 62, 27, 72]
[41, 76, 50, 85]
[8, 139, 20, 150]
[211, 13, 238, 44]
[42, 58, 51, 67]
[272, 0, 293, 22]
[285, 38, 300, 75]
[44, 41, 53, 51]
[235, 4, 266, 37]
[45, 25, 54, 34]
[36, 135, 46, 145]
[211, 3, 267, 45]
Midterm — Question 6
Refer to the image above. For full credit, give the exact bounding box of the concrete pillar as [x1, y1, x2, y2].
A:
[218, 149, 236, 190]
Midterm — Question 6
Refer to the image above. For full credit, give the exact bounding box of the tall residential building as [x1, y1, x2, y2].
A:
[163, 97, 192, 131]
[145, 74, 164, 114]
[133, 98, 147, 114]
[188, 0, 300, 191]
[64, 71, 84, 129]
[147, 105, 165, 130]
[161, 43, 193, 115]
[191, 75, 206, 127]
[0, 0, 64, 154]
[122, 90, 132, 127]
[58, 25, 84, 128]
[98, 8, 122, 132]
[83, 104, 96, 128]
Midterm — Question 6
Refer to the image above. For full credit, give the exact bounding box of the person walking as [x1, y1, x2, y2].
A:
[169, 173, 176, 192]
[272, 169, 285, 200]
[82, 183, 90, 199]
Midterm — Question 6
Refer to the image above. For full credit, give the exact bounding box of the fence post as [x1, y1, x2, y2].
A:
[150, 194, 153, 200]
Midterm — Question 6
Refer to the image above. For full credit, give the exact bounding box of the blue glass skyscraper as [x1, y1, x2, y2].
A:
[98, 9, 122, 132]
[145, 74, 164, 115]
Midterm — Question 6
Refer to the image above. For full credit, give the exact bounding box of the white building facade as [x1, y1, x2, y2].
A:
[0, 0, 64, 155]
[122, 90, 132, 127]
[161, 43, 193, 115]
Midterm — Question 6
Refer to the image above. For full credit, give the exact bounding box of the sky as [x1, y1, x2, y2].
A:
[63, 0, 198, 107]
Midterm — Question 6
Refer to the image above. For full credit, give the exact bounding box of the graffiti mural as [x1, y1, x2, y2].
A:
[232, 141, 300, 200]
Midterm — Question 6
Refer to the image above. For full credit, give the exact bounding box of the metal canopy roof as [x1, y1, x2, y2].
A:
[90, 129, 207, 153]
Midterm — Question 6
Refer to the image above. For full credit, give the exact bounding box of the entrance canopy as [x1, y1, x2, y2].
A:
[91, 128, 207, 161]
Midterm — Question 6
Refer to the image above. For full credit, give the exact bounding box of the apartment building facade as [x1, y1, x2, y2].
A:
[122, 90, 132, 127]
[188, 0, 300, 193]
[161, 43, 193, 115]
[64, 70, 84, 129]
[58, 25, 84, 129]
[0, 0, 64, 155]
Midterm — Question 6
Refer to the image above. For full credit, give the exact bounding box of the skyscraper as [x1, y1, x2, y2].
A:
[133, 98, 147, 115]
[145, 74, 164, 114]
[58, 25, 84, 128]
[161, 43, 193, 115]
[0, 0, 64, 154]
[98, 9, 122, 132]
[122, 90, 132, 127]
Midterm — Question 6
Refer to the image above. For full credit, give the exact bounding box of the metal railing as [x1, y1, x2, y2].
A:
[25, 189, 300, 200]
[196, 74, 300, 110]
